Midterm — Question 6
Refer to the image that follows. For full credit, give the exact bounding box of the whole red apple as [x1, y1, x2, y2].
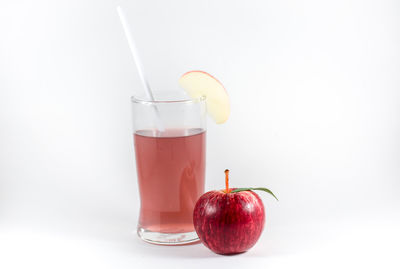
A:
[193, 169, 277, 255]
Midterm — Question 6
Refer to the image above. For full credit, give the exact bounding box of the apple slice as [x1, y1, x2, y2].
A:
[179, 71, 230, 124]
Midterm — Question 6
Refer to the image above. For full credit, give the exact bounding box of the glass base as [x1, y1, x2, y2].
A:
[137, 227, 200, 245]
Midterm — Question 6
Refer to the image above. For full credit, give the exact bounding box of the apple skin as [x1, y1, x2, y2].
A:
[193, 189, 265, 255]
[180, 70, 228, 94]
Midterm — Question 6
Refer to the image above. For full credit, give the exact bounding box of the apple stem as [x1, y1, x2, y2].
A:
[225, 169, 230, 193]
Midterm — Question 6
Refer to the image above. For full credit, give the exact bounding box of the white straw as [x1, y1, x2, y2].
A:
[117, 5, 164, 132]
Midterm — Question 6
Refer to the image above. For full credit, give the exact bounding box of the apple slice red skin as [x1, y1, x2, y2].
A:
[193, 189, 265, 255]
[180, 70, 227, 93]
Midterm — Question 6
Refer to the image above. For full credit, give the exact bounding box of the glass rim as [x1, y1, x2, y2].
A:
[131, 95, 206, 105]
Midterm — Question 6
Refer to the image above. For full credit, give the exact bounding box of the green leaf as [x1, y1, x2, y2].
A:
[230, 187, 279, 201]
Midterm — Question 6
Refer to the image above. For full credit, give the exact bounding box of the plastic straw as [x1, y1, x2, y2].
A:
[117, 5, 164, 132]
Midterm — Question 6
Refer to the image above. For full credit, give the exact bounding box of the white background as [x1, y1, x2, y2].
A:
[1, 0, 399, 268]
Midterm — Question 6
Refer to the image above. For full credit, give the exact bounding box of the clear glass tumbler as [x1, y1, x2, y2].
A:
[131, 93, 206, 245]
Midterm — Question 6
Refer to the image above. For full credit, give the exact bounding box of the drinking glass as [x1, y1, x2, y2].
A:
[131, 93, 206, 245]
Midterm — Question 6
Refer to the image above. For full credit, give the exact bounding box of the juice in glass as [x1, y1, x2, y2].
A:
[134, 128, 205, 233]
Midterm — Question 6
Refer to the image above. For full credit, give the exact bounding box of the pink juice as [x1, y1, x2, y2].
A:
[134, 128, 206, 233]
